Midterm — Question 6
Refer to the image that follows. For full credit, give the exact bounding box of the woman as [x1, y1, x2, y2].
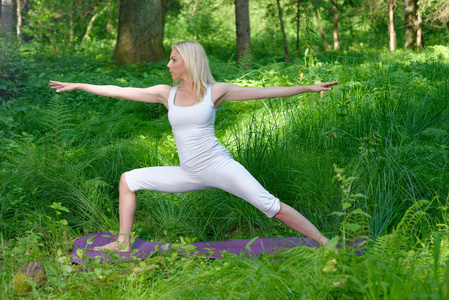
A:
[50, 41, 338, 251]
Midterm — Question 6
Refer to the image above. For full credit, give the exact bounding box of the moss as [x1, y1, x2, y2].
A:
[10, 261, 47, 294]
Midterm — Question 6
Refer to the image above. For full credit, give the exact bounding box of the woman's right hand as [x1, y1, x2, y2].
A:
[49, 81, 78, 93]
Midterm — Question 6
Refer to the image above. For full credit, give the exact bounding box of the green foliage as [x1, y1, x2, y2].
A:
[1, 37, 449, 298]
[332, 165, 370, 250]
[24, 0, 118, 53]
[164, 0, 235, 58]
[0, 39, 31, 101]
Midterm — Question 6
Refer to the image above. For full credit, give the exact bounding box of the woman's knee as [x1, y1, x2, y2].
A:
[273, 202, 286, 218]
[119, 173, 133, 193]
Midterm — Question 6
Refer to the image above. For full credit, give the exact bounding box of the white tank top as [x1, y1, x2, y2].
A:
[168, 85, 231, 169]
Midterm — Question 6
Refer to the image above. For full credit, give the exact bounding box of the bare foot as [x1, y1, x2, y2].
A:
[93, 241, 131, 252]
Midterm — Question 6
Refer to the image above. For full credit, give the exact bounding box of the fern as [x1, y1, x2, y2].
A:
[42, 94, 76, 149]
[395, 200, 430, 236]
[34, 94, 77, 175]
[372, 200, 429, 256]
[237, 43, 252, 70]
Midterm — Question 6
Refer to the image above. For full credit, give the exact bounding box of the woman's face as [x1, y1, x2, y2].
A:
[167, 49, 186, 80]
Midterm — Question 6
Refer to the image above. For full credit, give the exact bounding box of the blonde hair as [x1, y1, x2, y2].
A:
[172, 41, 215, 101]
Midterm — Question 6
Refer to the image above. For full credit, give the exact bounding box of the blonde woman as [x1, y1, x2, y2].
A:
[50, 41, 338, 251]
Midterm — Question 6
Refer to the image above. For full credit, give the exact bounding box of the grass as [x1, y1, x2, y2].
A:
[1, 40, 449, 298]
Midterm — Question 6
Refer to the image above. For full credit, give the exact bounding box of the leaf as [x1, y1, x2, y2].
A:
[343, 223, 362, 232]
[351, 193, 368, 199]
[86, 236, 95, 245]
[182, 244, 196, 251]
[433, 233, 442, 276]
[61, 264, 73, 274]
[331, 212, 345, 216]
[350, 208, 371, 218]
[50, 202, 62, 210]
[345, 176, 358, 182]
[76, 248, 85, 258]
[342, 203, 352, 210]
[171, 244, 181, 250]
[94, 267, 103, 277]
[324, 236, 340, 251]
[244, 236, 259, 251]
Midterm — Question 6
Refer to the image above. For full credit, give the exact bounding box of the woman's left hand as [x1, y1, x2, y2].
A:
[307, 81, 339, 92]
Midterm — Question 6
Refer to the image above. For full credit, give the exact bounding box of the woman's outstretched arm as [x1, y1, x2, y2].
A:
[49, 81, 171, 107]
[212, 81, 338, 108]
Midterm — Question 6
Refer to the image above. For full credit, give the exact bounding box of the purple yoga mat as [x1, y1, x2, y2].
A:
[70, 232, 321, 264]
[71, 232, 366, 264]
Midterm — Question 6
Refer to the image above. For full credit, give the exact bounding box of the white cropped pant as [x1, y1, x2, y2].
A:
[124, 158, 281, 218]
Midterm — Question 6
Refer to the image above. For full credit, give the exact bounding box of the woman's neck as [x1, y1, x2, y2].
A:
[179, 79, 194, 91]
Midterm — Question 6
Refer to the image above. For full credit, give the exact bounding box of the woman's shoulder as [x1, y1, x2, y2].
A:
[211, 82, 236, 93]
[211, 82, 238, 107]
[212, 82, 233, 87]
[146, 84, 173, 96]
[150, 84, 173, 91]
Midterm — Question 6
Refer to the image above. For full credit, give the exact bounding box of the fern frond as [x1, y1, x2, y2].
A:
[41, 94, 77, 148]
[396, 200, 430, 236]
[372, 200, 430, 256]
[371, 231, 404, 255]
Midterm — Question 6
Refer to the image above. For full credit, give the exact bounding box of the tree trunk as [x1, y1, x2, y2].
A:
[296, 0, 300, 57]
[1, 0, 14, 36]
[82, 3, 110, 44]
[69, 12, 74, 45]
[332, 0, 340, 51]
[16, 0, 22, 42]
[404, 0, 416, 49]
[235, 0, 251, 69]
[276, 0, 290, 63]
[417, 10, 424, 50]
[388, 0, 396, 51]
[113, 0, 167, 65]
[315, 10, 329, 52]
[107, 7, 114, 34]
[191, 0, 198, 17]
[404, 0, 423, 50]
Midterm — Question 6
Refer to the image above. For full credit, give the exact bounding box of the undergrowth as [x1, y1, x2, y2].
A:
[1, 40, 449, 298]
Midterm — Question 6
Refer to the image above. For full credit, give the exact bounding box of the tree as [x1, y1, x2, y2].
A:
[1, 0, 14, 36]
[295, 0, 300, 56]
[331, 0, 340, 51]
[235, 0, 251, 69]
[23, 0, 116, 52]
[315, 9, 329, 52]
[404, 0, 424, 50]
[16, 0, 23, 42]
[420, 0, 449, 29]
[81, 1, 113, 44]
[276, 0, 290, 63]
[113, 0, 167, 65]
[388, 0, 397, 51]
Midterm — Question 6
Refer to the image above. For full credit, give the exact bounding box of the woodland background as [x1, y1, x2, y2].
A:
[1, 0, 449, 298]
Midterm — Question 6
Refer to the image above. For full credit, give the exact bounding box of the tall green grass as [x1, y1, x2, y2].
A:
[1, 41, 449, 298]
